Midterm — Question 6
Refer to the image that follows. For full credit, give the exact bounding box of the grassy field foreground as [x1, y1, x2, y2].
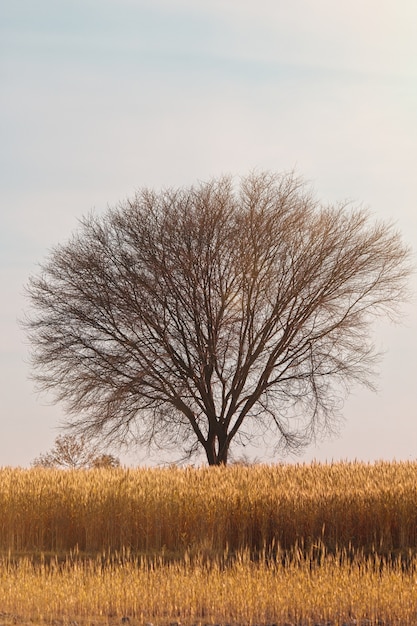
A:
[1, 461, 417, 625]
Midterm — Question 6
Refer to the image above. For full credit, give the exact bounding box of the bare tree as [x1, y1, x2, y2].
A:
[32, 434, 120, 469]
[32, 434, 96, 469]
[24, 172, 412, 465]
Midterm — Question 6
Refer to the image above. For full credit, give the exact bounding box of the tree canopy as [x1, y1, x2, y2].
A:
[25, 172, 412, 465]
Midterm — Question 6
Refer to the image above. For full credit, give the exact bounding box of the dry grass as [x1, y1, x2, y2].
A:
[1, 461, 417, 625]
[1, 548, 417, 625]
[1, 461, 417, 556]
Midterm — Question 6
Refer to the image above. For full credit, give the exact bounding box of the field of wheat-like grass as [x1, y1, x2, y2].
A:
[1, 547, 417, 626]
[1, 461, 417, 625]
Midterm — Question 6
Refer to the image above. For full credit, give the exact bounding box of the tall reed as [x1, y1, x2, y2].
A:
[1, 547, 417, 625]
[1, 461, 417, 556]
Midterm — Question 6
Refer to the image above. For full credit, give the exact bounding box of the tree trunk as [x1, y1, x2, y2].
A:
[204, 431, 230, 466]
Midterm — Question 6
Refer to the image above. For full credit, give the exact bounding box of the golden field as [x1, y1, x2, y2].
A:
[1, 461, 417, 625]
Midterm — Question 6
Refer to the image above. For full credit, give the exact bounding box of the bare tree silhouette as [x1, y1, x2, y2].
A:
[25, 172, 412, 464]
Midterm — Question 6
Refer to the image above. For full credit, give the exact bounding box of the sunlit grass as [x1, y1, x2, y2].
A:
[1, 461, 417, 624]
[1, 461, 417, 556]
[1, 548, 417, 625]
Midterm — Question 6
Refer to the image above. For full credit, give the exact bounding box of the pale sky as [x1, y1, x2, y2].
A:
[1, 0, 416, 467]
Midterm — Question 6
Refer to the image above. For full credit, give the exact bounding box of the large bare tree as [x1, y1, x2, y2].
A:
[25, 172, 412, 465]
